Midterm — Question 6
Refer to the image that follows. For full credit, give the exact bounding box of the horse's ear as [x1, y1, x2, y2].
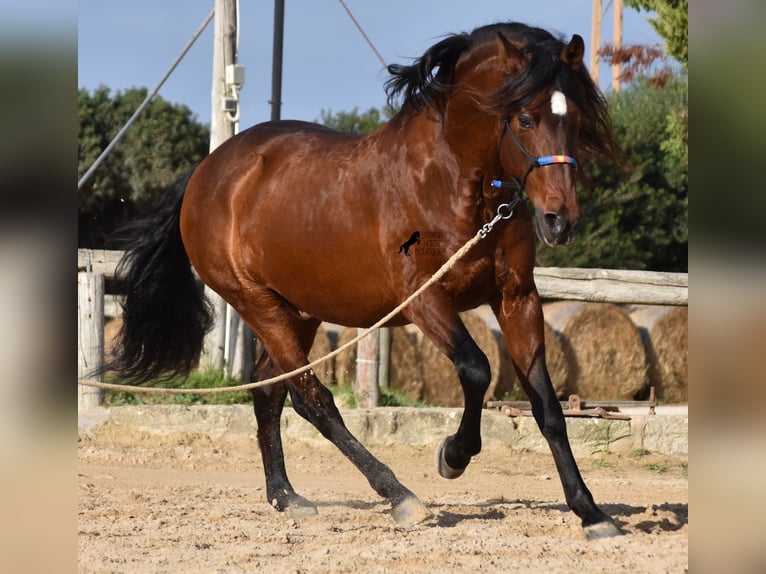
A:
[561, 34, 585, 70]
[496, 32, 522, 65]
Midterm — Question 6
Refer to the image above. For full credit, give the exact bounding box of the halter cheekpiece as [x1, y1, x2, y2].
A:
[490, 116, 578, 192]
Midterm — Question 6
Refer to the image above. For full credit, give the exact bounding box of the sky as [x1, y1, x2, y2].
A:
[77, 1, 662, 130]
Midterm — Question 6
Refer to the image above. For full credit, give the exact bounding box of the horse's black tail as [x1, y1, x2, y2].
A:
[108, 169, 213, 382]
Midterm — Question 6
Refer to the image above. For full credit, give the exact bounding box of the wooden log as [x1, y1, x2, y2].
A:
[534, 267, 687, 305]
[78, 272, 104, 410]
[543, 301, 647, 400]
[77, 249, 122, 279]
[419, 311, 515, 407]
[628, 305, 688, 403]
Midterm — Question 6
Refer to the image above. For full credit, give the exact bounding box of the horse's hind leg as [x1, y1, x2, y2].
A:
[240, 292, 430, 525]
[250, 320, 319, 519]
[491, 290, 621, 539]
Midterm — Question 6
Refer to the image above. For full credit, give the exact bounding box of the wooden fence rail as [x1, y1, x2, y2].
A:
[78, 248, 688, 307]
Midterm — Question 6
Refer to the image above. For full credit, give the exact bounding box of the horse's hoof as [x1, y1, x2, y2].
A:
[583, 519, 622, 540]
[436, 436, 467, 479]
[391, 496, 432, 526]
[282, 495, 318, 521]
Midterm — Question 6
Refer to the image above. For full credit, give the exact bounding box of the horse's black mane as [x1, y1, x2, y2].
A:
[385, 22, 615, 159]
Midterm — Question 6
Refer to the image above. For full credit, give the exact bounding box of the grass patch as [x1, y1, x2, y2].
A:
[643, 462, 669, 474]
[104, 374, 432, 408]
[104, 369, 251, 406]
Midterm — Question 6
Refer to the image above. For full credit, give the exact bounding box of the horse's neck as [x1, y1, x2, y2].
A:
[372, 113, 461, 186]
[370, 113, 489, 234]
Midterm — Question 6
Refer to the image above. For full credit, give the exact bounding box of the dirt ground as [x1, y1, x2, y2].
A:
[78, 425, 687, 573]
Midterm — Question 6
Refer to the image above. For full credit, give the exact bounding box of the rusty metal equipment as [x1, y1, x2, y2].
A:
[486, 387, 656, 420]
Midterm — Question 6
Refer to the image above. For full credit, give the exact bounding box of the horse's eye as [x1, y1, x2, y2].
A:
[518, 114, 534, 130]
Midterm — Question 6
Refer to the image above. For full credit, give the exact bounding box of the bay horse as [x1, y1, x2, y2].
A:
[111, 22, 621, 538]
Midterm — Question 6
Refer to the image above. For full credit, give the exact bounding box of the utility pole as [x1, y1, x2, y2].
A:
[203, 0, 254, 379]
[590, 0, 602, 86]
[271, 0, 285, 121]
[612, 0, 623, 92]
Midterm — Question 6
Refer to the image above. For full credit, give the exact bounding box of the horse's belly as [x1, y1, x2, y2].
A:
[250, 235, 399, 327]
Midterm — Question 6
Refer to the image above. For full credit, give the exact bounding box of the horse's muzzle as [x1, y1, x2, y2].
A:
[538, 210, 577, 246]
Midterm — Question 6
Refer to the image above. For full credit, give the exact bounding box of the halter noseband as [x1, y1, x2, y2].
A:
[490, 116, 578, 192]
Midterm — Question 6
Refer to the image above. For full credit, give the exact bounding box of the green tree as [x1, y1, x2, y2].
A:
[538, 75, 688, 272]
[625, 0, 688, 67]
[317, 105, 394, 135]
[78, 86, 209, 247]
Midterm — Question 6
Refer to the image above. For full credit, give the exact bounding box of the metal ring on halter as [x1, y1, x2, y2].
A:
[497, 202, 515, 220]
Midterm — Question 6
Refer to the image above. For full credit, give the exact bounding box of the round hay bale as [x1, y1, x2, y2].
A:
[629, 305, 688, 403]
[334, 327, 423, 402]
[103, 317, 122, 369]
[544, 320, 570, 399]
[419, 311, 515, 407]
[543, 301, 647, 400]
[308, 325, 334, 384]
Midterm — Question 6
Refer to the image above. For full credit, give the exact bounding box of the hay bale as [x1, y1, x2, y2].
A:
[308, 325, 334, 384]
[543, 301, 647, 400]
[544, 320, 570, 399]
[103, 317, 122, 369]
[419, 311, 515, 407]
[334, 327, 423, 402]
[629, 305, 688, 403]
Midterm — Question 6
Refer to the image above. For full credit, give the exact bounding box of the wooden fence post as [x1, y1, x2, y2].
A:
[378, 327, 391, 391]
[78, 272, 104, 411]
[355, 328, 380, 408]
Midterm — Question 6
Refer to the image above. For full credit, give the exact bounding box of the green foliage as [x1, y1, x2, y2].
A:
[104, 368, 250, 406]
[78, 86, 209, 247]
[538, 74, 688, 271]
[625, 0, 688, 67]
[105, 375, 429, 407]
[317, 105, 395, 135]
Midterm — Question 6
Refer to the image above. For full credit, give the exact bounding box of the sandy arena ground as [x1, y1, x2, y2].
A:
[78, 426, 687, 573]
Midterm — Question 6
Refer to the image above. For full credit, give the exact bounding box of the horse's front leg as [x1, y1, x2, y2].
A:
[491, 289, 621, 539]
[403, 287, 491, 478]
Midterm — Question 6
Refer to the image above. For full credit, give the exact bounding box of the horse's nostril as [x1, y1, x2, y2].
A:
[544, 212, 564, 234]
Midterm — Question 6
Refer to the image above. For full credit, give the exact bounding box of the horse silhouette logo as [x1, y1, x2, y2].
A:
[398, 231, 421, 256]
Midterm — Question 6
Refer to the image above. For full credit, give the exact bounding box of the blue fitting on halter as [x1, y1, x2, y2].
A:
[490, 179, 521, 189]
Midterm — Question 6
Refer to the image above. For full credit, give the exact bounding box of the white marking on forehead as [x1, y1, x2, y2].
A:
[551, 90, 568, 116]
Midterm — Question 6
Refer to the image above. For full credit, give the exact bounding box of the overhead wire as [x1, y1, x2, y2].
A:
[78, 8, 215, 190]
[337, 0, 388, 69]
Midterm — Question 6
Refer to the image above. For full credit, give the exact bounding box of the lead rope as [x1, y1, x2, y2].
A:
[77, 202, 517, 395]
